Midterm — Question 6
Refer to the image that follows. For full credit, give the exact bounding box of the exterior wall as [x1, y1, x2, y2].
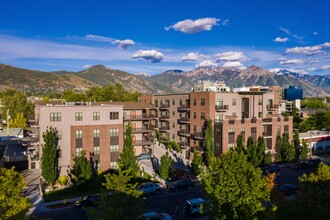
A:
[139, 94, 154, 105]
[269, 86, 282, 106]
[37, 104, 123, 173]
[215, 92, 241, 119]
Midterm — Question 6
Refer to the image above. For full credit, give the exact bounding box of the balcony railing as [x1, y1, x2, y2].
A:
[159, 104, 170, 110]
[178, 117, 190, 124]
[133, 138, 154, 146]
[215, 105, 229, 111]
[267, 104, 279, 111]
[179, 142, 190, 149]
[178, 104, 190, 112]
[178, 130, 190, 137]
[191, 132, 204, 140]
[160, 137, 168, 143]
[159, 126, 170, 132]
[131, 126, 156, 133]
[124, 114, 157, 121]
[159, 115, 170, 121]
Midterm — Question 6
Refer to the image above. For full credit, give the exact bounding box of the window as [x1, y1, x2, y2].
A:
[50, 112, 61, 122]
[241, 128, 245, 135]
[172, 122, 175, 128]
[110, 128, 119, 137]
[94, 146, 100, 155]
[193, 112, 197, 119]
[93, 112, 100, 120]
[76, 148, 82, 157]
[201, 99, 205, 106]
[193, 99, 196, 106]
[110, 112, 119, 120]
[110, 162, 118, 169]
[179, 99, 182, 105]
[155, 100, 158, 107]
[228, 143, 235, 149]
[216, 143, 221, 150]
[284, 125, 289, 134]
[76, 130, 82, 139]
[172, 134, 175, 139]
[258, 112, 262, 118]
[277, 125, 281, 136]
[57, 131, 62, 140]
[232, 112, 236, 117]
[75, 112, 83, 121]
[93, 129, 100, 138]
[110, 145, 119, 152]
[172, 99, 175, 105]
[228, 128, 235, 144]
[194, 125, 197, 132]
[232, 99, 237, 106]
[172, 111, 175, 116]
[200, 112, 205, 120]
[251, 127, 257, 140]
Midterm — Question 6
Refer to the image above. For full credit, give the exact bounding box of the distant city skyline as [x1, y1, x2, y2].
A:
[1, 0, 330, 75]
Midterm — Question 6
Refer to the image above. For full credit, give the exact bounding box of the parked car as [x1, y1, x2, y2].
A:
[169, 179, 194, 192]
[137, 153, 152, 161]
[74, 194, 101, 208]
[184, 198, 206, 216]
[140, 211, 173, 220]
[138, 182, 163, 195]
[279, 184, 299, 196]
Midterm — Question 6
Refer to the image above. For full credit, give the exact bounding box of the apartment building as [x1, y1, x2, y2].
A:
[34, 101, 156, 174]
[140, 87, 292, 159]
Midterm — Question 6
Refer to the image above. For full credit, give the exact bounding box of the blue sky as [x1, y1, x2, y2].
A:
[0, 0, 330, 75]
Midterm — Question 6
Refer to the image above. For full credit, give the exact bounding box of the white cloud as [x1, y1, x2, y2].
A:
[181, 52, 209, 62]
[215, 51, 248, 62]
[165, 17, 220, 34]
[280, 59, 304, 65]
[132, 50, 164, 63]
[194, 60, 218, 69]
[85, 34, 114, 42]
[83, 64, 92, 68]
[307, 68, 317, 71]
[321, 65, 330, 70]
[273, 37, 289, 43]
[278, 57, 287, 61]
[268, 68, 282, 73]
[285, 68, 308, 74]
[222, 61, 244, 68]
[279, 26, 303, 39]
[309, 60, 320, 63]
[313, 32, 318, 35]
[113, 39, 135, 49]
[285, 45, 323, 55]
[323, 42, 330, 48]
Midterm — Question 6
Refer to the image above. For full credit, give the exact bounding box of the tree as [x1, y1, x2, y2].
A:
[71, 150, 92, 184]
[301, 139, 309, 159]
[201, 151, 270, 219]
[41, 126, 58, 185]
[275, 135, 283, 162]
[89, 168, 143, 220]
[120, 122, 139, 175]
[264, 152, 272, 165]
[293, 130, 301, 160]
[8, 112, 28, 130]
[246, 137, 257, 167]
[256, 136, 266, 166]
[0, 167, 31, 219]
[283, 133, 295, 162]
[299, 163, 330, 218]
[172, 141, 181, 153]
[159, 152, 173, 180]
[204, 120, 214, 166]
[191, 149, 202, 176]
[235, 131, 245, 153]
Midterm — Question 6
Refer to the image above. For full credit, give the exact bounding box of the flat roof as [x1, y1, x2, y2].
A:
[36, 101, 155, 109]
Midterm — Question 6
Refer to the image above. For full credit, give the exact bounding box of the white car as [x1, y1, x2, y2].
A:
[142, 211, 172, 220]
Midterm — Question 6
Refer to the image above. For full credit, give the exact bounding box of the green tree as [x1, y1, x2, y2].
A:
[204, 119, 214, 166]
[275, 135, 283, 162]
[0, 167, 31, 219]
[191, 149, 202, 176]
[120, 122, 139, 175]
[283, 133, 295, 162]
[301, 139, 309, 159]
[301, 97, 328, 109]
[235, 131, 245, 153]
[256, 136, 266, 166]
[9, 112, 27, 130]
[299, 163, 330, 218]
[159, 152, 173, 180]
[264, 152, 272, 165]
[90, 168, 143, 220]
[41, 127, 58, 185]
[71, 150, 92, 184]
[201, 151, 270, 219]
[293, 130, 301, 160]
[246, 137, 258, 167]
[172, 141, 181, 153]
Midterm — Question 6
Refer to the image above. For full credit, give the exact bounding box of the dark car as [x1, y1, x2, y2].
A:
[169, 179, 194, 192]
[74, 194, 101, 208]
[279, 184, 299, 196]
[137, 153, 152, 161]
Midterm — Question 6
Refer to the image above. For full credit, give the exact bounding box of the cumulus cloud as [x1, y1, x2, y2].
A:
[215, 51, 248, 62]
[181, 52, 209, 62]
[132, 50, 164, 63]
[321, 65, 330, 70]
[113, 39, 135, 49]
[280, 59, 304, 65]
[194, 60, 218, 69]
[273, 37, 289, 43]
[278, 57, 287, 61]
[165, 17, 221, 34]
[285, 45, 323, 55]
[323, 42, 330, 48]
[222, 61, 244, 68]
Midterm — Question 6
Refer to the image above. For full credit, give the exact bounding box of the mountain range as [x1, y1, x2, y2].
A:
[0, 64, 329, 97]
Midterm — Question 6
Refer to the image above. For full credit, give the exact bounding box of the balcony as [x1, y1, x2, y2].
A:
[178, 104, 190, 112]
[124, 114, 157, 121]
[131, 125, 156, 133]
[29, 119, 39, 128]
[159, 104, 170, 111]
[179, 142, 190, 149]
[178, 130, 190, 137]
[267, 104, 279, 111]
[159, 115, 170, 121]
[262, 118, 273, 123]
[215, 105, 229, 112]
[133, 138, 154, 146]
[160, 137, 168, 143]
[178, 117, 190, 124]
[159, 126, 170, 132]
[191, 132, 204, 140]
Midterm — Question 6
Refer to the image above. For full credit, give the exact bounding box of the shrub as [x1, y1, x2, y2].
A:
[58, 175, 69, 186]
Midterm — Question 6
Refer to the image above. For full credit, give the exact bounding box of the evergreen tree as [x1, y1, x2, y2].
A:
[283, 133, 295, 161]
[204, 120, 214, 166]
[264, 152, 272, 165]
[275, 135, 283, 162]
[120, 122, 139, 175]
[41, 126, 58, 185]
[159, 152, 173, 180]
[191, 149, 202, 176]
[301, 140, 309, 159]
[246, 137, 258, 167]
[72, 150, 92, 184]
[256, 136, 266, 166]
[236, 131, 245, 153]
[293, 130, 301, 160]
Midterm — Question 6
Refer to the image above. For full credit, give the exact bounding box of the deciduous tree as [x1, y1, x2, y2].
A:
[159, 152, 173, 180]
[9, 112, 27, 130]
[71, 150, 92, 184]
[41, 126, 58, 185]
[301, 139, 309, 159]
[191, 149, 202, 176]
[235, 131, 245, 153]
[204, 120, 214, 166]
[293, 130, 301, 160]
